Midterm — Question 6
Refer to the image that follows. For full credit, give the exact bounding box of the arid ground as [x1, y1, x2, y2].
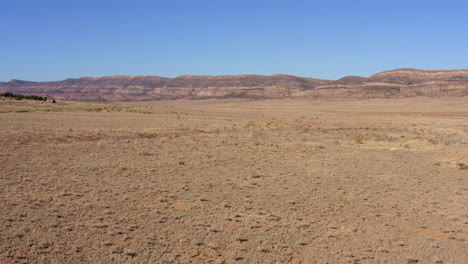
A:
[0, 98, 467, 263]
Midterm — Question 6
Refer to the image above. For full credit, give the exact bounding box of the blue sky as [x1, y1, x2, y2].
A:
[1, 0, 467, 81]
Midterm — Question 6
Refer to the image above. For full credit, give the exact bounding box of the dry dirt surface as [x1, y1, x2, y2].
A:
[0, 97, 467, 264]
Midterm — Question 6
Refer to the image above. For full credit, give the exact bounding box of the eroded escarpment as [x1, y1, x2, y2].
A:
[1, 68, 467, 101]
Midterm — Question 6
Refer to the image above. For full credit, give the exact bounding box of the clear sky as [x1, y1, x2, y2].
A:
[1, 0, 467, 81]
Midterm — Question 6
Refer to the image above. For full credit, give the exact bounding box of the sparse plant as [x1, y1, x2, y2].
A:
[354, 137, 364, 144]
[316, 127, 328, 134]
[457, 163, 468, 170]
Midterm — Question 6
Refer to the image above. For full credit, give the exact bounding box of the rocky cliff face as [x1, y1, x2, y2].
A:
[1, 69, 467, 101]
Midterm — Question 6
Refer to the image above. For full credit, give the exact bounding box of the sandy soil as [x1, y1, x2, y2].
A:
[0, 97, 467, 263]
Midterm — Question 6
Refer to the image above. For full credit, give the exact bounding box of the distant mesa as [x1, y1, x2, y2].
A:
[1, 68, 467, 101]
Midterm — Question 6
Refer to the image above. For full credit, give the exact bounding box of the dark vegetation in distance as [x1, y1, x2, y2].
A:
[1, 92, 48, 102]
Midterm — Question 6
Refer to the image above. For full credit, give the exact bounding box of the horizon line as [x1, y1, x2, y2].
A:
[3, 68, 468, 83]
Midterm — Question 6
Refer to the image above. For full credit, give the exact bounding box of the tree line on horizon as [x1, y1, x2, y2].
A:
[0, 92, 55, 103]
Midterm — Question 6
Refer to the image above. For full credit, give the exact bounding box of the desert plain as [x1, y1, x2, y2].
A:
[0, 97, 467, 263]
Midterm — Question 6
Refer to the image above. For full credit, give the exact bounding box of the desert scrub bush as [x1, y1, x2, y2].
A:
[83, 107, 103, 112]
[15, 109, 33, 113]
[316, 127, 328, 134]
[129, 109, 153, 114]
[244, 121, 256, 128]
[374, 134, 398, 142]
[296, 125, 309, 133]
[354, 136, 364, 144]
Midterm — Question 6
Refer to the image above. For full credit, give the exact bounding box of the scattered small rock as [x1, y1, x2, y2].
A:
[406, 257, 419, 263]
[112, 247, 123, 254]
[124, 249, 137, 257]
[92, 224, 108, 229]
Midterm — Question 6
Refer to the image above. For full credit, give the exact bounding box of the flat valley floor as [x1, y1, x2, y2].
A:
[0, 98, 467, 263]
